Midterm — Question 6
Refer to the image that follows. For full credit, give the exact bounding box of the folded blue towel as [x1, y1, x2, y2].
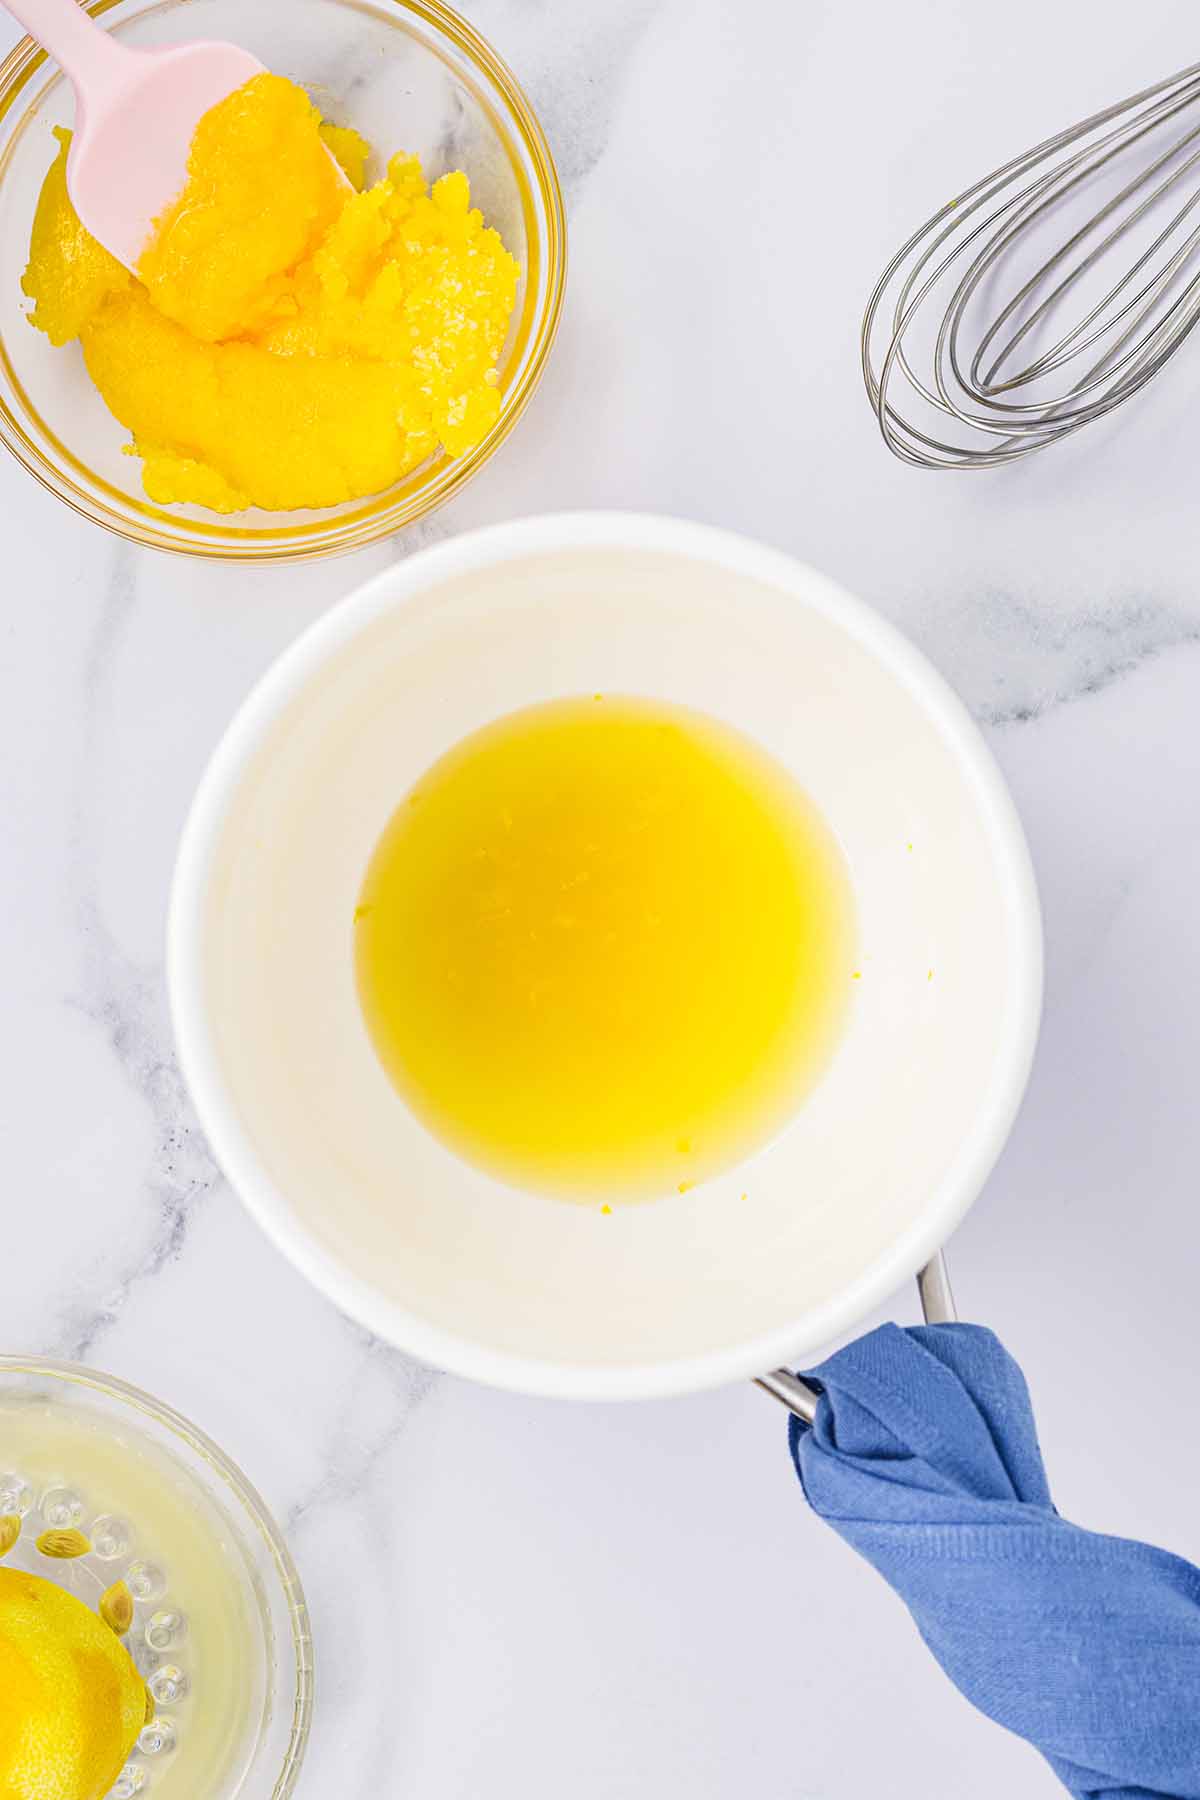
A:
[789, 1323, 1200, 1798]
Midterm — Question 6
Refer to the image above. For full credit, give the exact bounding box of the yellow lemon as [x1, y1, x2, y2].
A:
[0, 1566, 145, 1800]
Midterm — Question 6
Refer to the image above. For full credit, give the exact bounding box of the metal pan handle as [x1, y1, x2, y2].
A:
[755, 1252, 958, 1423]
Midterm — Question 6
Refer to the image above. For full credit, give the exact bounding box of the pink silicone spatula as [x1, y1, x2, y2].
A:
[4, 0, 264, 269]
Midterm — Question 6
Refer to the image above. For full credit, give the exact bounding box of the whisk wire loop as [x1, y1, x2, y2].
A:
[863, 60, 1200, 466]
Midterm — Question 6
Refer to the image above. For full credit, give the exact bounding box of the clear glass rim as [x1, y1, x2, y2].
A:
[0, 1353, 314, 1800]
[0, 0, 568, 563]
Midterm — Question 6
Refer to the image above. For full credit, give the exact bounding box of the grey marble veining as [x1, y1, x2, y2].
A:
[283, 1327, 439, 1537]
[911, 588, 1200, 726]
[42, 564, 217, 1363]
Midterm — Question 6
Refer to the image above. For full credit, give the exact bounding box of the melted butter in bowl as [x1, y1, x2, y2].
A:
[354, 696, 857, 1202]
[170, 520, 1040, 1388]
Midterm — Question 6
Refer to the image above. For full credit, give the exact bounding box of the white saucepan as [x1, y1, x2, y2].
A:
[168, 514, 1042, 1401]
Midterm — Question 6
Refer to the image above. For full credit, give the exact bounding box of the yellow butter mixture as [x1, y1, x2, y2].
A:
[21, 73, 519, 512]
[354, 698, 856, 1201]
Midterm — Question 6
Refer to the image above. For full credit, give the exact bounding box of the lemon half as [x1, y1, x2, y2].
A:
[0, 1567, 145, 1800]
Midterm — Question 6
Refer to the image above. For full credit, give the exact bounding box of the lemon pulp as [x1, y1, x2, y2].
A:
[0, 1568, 145, 1800]
[354, 697, 856, 1200]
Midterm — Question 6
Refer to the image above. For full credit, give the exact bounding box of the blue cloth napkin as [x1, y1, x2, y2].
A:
[789, 1323, 1200, 1798]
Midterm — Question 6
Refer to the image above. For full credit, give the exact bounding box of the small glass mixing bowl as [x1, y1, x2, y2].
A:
[0, 1356, 312, 1800]
[0, 0, 565, 560]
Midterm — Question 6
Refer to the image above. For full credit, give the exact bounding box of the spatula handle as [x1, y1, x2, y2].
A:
[2, 0, 135, 93]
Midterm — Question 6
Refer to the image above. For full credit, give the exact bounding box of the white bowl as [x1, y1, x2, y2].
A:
[168, 514, 1042, 1400]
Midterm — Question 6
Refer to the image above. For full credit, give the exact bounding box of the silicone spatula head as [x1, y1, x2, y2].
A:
[5, 0, 264, 270]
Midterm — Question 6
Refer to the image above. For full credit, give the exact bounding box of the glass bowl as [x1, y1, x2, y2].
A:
[0, 0, 565, 560]
[0, 1356, 312, 1800]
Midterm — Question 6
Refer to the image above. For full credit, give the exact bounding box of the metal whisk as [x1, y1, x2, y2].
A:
[863, 60, 1200, 468]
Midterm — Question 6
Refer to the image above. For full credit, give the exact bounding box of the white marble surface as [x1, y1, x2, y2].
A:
[2, 1, 1200, 1794]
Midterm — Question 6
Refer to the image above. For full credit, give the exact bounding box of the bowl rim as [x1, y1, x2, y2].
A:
[0, 0, 567, 562]
[0, 1353, 313, 1798]
[167, 511, 1044, 1400]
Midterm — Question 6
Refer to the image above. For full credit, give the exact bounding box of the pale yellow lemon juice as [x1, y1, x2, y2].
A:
[355, 697, 856, 1200]
[0, 1395, 262, 1800]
